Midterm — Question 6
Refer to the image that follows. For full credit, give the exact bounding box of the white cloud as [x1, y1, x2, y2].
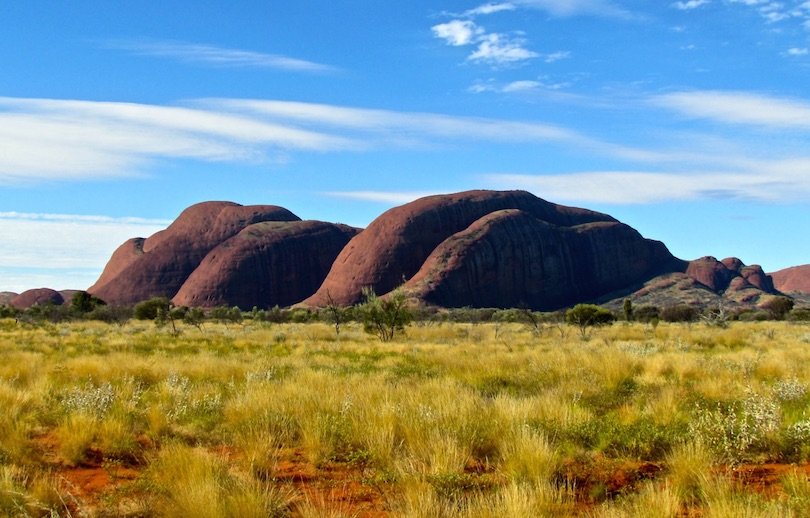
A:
[431, 20, 482, 46]
[107, 40, 337, 73]
[728, 0, 810, 26]
[1, 96, 671, 184]
[788, 47, 809, 54]
[652, 90, 810, 129]
[0, 97, 356, 182]
[544, 50, 572, 62]
[672, 0, 711, 10]
[464, 2, 517, 16]
[321, 191, 437, 204]
[511, 0, 634, 18]
[502, 80, 544, 92]
[468, 33, 539, 64]
[0, 212, 169, 291]
[484, 163, 810, 204]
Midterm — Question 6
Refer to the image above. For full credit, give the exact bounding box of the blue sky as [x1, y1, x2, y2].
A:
[1, 0, 809, 292]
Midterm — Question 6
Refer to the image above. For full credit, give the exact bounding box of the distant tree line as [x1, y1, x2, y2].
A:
[1, 290, 807, 341]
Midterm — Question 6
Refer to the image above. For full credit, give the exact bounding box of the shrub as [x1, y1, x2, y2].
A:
[134, 297, 171, 320]
[760, 296, 794, 320]
[565, 304, 615, 338]
[356, 287, 412, 342]
[660, 304, 699, 323]
[633, 305, 660, 323]
[70, 291, 106, 314]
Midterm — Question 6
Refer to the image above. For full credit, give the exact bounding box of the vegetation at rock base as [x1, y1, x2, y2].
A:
[0, 314, 810, 516]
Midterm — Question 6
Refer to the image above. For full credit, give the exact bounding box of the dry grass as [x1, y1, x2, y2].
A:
[0, 319, 809, 515]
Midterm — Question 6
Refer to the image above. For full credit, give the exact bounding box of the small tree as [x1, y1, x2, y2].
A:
[210, 305, 243, 327]
[183, 307, 206, 331]
[622, 298, 634, 322]
[155, 303, 185, 335]
[324, 290, 346, 336]
[357, 287, 412, 342]
[70, 291, 106, 315]
[565, 303, 615, 338]
[517, 306, 544, 336]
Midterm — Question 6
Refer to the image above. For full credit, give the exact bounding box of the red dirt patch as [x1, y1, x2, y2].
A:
[60, 464, 139, 497]
[728, 463, 810, 497]
[560, 456, 663, 502]
[274, 448, 391, 517]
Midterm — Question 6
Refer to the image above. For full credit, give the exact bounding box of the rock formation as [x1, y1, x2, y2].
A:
[86, 191, 799, 312]
[10, 288, 64, 309]
[0, 292, 17, 306]
[89, 202, 300, 305]
[402, 209, 679, 310]
[685, 257, 775, 294]
[304, 190, 621, 307]
[173, 221, 359, 309]
[771, 265, 810, 294]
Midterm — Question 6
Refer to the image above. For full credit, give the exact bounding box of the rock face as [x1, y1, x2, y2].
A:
[305, 190, 623, 307]
[173, 221, 359, 309]
[0, 292, 17, 306]
[402, 209, 679, 310]
[771, 265, 810, 294]
[10, 288, 64, 309]
[89, 202, 300, 305]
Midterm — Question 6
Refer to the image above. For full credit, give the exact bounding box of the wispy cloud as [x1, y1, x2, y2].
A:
[484, 161, 810, 204]
[788, 47, 809, 55]
[544, 50, 572, 62]
[107, 40, 337, 73]
[652, 90, 810, 129]
[321, 191, 437, 204]
[511, 0, 635, 18]
[0, 212, 169, 290]
[672, 0, 711, 10]
[204, 98, 591, 145]
[464, 2, 517, 16]
[0, 96, 667, 184]
[0, 97, 355, 183]
[727, 0, 810, 27]
[468, 33, 540, 65]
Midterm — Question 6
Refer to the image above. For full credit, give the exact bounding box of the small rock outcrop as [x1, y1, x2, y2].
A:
[771, 265, 810, 294]
[89, 202, 300, 305]
[305, 190, 619, 307]
[10, 288, 64, 309]
[173, 221, 359, 309]
[685, 257, 776, 294]
[0, 292, 17, 306]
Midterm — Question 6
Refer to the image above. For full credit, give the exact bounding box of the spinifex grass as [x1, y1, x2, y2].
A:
[0, 319, 809, 515]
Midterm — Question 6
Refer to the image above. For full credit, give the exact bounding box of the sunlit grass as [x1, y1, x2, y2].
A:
[0, 318, 809, 514]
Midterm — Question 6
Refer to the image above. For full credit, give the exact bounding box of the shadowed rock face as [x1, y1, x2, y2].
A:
[402, 209, 677, 311]
[173, 221, 359, 310]
[305, 190, 619, 307]
[771, 265, 810, 294]
[11, 288, 64, 309]
[89, 202, 300, 305]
